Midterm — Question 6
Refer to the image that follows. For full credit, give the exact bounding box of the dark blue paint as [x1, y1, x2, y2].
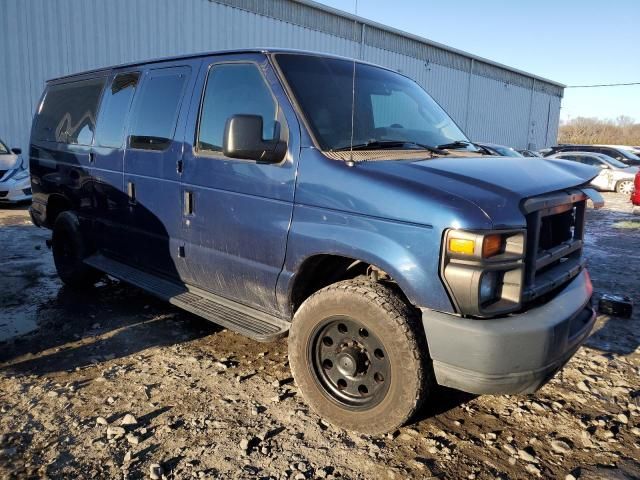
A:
[29, 50, 597, 321]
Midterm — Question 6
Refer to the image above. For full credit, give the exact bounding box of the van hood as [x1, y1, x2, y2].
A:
[360, 156, 599, 228]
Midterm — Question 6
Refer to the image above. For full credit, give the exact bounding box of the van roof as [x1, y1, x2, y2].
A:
[47, 48, 384, 83]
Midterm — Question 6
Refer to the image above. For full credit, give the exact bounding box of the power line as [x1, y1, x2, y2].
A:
[566, 81, 640, 88]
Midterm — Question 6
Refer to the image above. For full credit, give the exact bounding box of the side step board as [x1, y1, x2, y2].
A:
[85, 254, 290, 342]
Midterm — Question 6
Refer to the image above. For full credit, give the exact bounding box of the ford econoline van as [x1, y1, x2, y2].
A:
[29, 49, 601, 433]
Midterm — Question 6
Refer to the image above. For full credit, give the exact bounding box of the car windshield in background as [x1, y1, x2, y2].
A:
[494, 145, 523, 157]
[619, 149, 640, 161]
[275, 54, 477, 153]
[598, 155, 629, 169]
[0, 140, 8, 154]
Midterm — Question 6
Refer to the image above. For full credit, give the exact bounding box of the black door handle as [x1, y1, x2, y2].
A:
[89, 152, 96, 163]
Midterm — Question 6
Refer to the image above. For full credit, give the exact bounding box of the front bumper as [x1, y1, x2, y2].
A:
[0, 176, 32, 203]
[422, 269, 595, 394]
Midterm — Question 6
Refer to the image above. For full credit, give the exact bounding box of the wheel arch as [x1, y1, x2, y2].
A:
[45, 193, 73, 228]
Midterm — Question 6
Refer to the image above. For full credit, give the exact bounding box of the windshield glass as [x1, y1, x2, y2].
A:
[618, 149, 640, 161]
[598, 154, 630, 168]
[276, 54, 475, 152]
[0, 140, 8, 154]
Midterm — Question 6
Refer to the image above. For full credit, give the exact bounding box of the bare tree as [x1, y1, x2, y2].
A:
[558, 116, 640, 146]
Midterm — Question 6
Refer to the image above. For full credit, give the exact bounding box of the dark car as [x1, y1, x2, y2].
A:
[29, 49, 599, 434]
[545, 145, 640, 167]
[475, 142, 524, 157]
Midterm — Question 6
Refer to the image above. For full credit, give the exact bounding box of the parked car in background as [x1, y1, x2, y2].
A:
[631, 171, 640, 206]
[547, 151, 637, 194]
[0, 138, 31, 204]
[518, 149, 542, 157]
[597, 144, 640, 156]
[475, 142, 524, 157]
[545, 145, 640, 167]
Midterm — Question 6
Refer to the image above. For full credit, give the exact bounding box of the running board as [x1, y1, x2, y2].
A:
[85, 254, 289, 342]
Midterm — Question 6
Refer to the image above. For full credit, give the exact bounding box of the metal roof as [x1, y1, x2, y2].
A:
[216, 0, 565, 89]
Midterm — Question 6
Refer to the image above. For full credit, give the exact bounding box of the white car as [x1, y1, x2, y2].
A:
[548, 151, 637, 194]
[0, 138, 31, 204]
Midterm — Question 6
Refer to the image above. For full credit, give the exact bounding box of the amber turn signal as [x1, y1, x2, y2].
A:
[482, 234, 503, 258]
[448, 237, 475, 255]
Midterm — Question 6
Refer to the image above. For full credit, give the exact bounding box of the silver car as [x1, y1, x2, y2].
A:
[0, 138, 31, 204]
[548, 151, 637, 194]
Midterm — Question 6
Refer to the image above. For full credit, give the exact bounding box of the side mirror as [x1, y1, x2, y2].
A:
[11, 147, 22, 155]
[223, 115, 286, 163]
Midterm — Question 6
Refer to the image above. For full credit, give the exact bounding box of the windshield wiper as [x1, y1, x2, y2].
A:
[436, 140, 473, 149]
[332, 140, 447, 155]
[436, 140, 493, 155]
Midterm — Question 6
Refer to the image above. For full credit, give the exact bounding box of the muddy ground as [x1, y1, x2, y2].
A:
[0, 193, 639, 480]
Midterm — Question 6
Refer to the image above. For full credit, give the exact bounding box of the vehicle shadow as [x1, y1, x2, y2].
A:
[414, 385, 477, 423]
[0, 280, 222, 376]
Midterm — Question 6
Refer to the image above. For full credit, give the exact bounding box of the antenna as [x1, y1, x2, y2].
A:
[346, 0, 358, 167]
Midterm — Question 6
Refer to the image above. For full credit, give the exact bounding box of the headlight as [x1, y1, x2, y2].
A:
[479, 271, 501, 304]
[441, 229, 525, 317]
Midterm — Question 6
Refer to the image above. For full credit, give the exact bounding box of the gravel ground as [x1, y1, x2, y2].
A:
[0, 193, 639, 480]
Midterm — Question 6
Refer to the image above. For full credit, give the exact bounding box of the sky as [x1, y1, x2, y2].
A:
[315, 0, 640, 123]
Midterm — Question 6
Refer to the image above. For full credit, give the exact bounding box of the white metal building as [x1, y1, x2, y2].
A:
[1, 0, 564, 153]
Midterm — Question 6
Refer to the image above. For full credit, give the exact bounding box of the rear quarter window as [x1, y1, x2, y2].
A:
[34, 78, 105, 145]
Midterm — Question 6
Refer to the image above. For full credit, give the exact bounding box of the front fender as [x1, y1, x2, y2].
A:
[277, 204, 455, 316]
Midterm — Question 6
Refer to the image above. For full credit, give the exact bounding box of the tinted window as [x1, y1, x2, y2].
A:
[35, 78, 105, 144]
[276, 54, 473, 153]
[198, 63, 276, 153]
[371, 90, 424, 130]
[95, 73, 140, 148]
[579, 156, 602, 166]
[129, 68, 188, 151]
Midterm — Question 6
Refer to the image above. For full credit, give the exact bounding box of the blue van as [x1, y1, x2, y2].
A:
[29, 49, 600, 433]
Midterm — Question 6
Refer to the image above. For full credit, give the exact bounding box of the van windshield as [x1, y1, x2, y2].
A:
[275, 54, 476, 153]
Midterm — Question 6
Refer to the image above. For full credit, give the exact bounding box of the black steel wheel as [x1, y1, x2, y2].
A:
[310, 316, 391, 409]
[289, 279, 433, 434]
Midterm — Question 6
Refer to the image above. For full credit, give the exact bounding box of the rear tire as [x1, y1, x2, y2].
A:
[616, 180, 634, 194]
[288, 279, 433, 434]
[52, 211, 102, 288]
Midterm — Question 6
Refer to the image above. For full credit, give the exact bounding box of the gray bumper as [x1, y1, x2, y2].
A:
[422, 269, 596, 394]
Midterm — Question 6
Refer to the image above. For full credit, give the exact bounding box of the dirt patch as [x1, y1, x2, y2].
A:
[1, 194, 639, 479]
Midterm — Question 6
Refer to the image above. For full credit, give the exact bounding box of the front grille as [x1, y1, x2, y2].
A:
[522, 190, 587, 303]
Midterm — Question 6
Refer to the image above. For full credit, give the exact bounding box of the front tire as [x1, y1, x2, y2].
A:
[288, 279, 433, 434]
[52, 211, 102, 288]
[616, 180, 634, 194]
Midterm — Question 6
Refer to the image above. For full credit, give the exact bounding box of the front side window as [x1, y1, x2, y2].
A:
[275, 54, 473, 153]
[129, 67, 189, 151]
[579, 156, 602, 167]
[34, 78, 105, 145]
[198, 63, 277, 154]
[95, 72, 140, 148]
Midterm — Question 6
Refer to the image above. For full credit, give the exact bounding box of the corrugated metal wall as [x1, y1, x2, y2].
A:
[0, 0, 563, 154]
